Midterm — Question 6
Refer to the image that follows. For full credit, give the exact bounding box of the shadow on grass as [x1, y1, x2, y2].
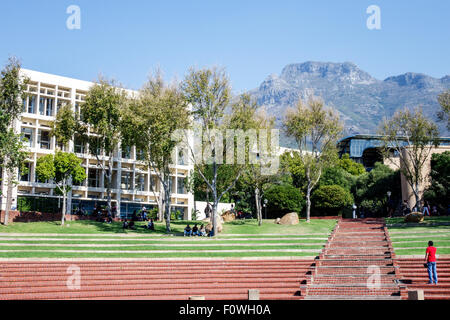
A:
[65, 219, 202, 236]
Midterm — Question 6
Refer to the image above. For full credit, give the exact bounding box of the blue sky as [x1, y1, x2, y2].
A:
[0, 0, 449, 94]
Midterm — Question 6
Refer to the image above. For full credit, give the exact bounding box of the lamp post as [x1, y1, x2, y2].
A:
[387, 191, 392, 217]
[264, 199, 268, 220]
[352, 203, 357, 219]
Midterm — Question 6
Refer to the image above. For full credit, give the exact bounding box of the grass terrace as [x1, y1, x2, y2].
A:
[0, 218, 336, 259]
[386, 216, 450, 256]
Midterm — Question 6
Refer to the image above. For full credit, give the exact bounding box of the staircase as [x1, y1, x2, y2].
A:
[0, 259, 312, 300]
[302, 218, 403, 300]
[396, 257, 450, 300]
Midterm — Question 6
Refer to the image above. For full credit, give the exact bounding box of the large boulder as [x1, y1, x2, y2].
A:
[278, 212, 299, 225]
[221, 210, 236, 222]
[205, 216, 223, 234]
[404, 213, 424, 223]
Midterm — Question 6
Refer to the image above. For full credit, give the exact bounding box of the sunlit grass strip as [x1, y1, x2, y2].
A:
[0, 239, 325, 245]
[393, 248, 450, 255]
[0, 251, 320, 258]
[0, 244, 324, 251]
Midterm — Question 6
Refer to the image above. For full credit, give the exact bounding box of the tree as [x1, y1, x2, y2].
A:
[80, 78, 127, 218]
[36, 152, 86, 225]
[379, 107, 440, 211]
[338, 154, 366, 176]
[232, 97, 277, 226]
[51, 102, 80, 149]
[423, 151, 450, 213]
[264, 184, 304, 218]
[122, 71, 190, 233]
[180, 67, 247, 236]
[311, 185, 353, 216]
[0, 57, 29, 225]
[0, 131, 28, 225]
[353, 162, 401, 216]
[437, 90, 450, 131]
[283, 98, 343, 222]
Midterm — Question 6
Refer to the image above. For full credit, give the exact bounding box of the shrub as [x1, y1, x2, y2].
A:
[264, 184, 304, 218]
[312, 184, 353, 216]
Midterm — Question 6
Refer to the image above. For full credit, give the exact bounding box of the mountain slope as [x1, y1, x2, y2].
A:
[249, 62, 449, 147]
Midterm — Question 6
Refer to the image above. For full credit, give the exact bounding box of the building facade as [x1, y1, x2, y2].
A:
[0, 69, 195, 220]
[337, 134, 450, 209]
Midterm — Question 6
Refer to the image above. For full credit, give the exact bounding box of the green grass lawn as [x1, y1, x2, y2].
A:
[0, 219, 334, 259]
[0, 218, 336, 236]
[386, 216, 450, 226]
[387, 216, 450, 256]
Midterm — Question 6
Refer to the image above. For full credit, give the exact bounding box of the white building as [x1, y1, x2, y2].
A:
[0, 69, 195, 220]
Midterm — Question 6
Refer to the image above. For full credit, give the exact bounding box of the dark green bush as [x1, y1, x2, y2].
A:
[264, 184, 304, 218]
[312, 184, 353, 216]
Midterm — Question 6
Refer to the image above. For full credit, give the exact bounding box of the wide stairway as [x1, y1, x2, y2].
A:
[302, 219, 402, 300]
[0, 259, 312, 300]
[396, 258, 450, 300]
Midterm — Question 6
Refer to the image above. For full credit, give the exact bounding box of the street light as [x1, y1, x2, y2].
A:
[352, 203, 357, 219]
[387, 191, 392, 217]
[263, 199, 268, 220]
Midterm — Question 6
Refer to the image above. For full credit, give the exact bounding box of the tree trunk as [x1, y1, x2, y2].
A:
[306, 184, 312, 223]
[211, 201, 218, 237]
[61, 182, 66, 226]
[414, 183, 420, 212]
[158, 181, 164, 222]
[106, 158, 113, 217]
[3, 170, 14, 226]
[164, 183, 171, 233]
[255, 187, 262, 226]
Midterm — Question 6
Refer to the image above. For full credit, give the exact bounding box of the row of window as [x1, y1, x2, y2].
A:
[19, 165, 186, 194]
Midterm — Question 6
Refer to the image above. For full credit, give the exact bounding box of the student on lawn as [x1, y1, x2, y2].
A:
[425, 241, 438, 285]
[192, 224, 199, 236]
[184, 224, 192, 237]
[122, 219, 129, 229]
[147, 218, 155, 230]
[199, 224, 206, 237]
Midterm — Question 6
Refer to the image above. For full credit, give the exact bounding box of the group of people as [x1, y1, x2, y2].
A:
[122, 217, 155, 231]
[400, 200, 439, 217]
[184, 224, 209, 237]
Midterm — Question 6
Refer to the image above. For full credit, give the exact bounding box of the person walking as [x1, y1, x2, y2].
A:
[425, 241, 438, 285]
[422, 201, 430, 216]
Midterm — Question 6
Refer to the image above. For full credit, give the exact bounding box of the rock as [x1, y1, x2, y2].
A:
[278, 212, 299, 225]
[221, 210, 236, 222]
[205, 216, 223, 234]
[404, 213, 424, 223]
[275, 218, 281, 224]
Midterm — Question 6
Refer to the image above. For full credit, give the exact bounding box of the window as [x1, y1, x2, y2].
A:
[121, 172, 132, 190]
[136, 149, 145, 161]
[38, 130, 51, 149]
[135, 173, 145, 191]
[46, 98, 54, 116]
[74, 135, 85, 154]
[23, 96, 36, 114]
[122, 146, 131, 159]
[39, 97, 45, 115]
[177, 177, 186, 194]
[21, 128, 34, 148]
[39, 97, 54, 116]
[19, 163, 31, 182]
[88, 169, 100, 188]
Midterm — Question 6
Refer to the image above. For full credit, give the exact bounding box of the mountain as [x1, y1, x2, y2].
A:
[249, 62, 450, 147]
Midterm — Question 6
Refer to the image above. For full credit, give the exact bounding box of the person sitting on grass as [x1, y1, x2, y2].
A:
[199, 224, 206, 237]
[128, 220, 136, 230]
[122, 219, 129, 229]
[147, 218, 155, 231]
[192, 224, 199, 236]
[425, 241, 438, 285]
[184, 224, 192, 237]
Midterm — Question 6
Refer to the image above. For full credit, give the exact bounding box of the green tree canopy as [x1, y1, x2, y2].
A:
[311, 184, 353, 216]
[36, 151, 86, 225]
